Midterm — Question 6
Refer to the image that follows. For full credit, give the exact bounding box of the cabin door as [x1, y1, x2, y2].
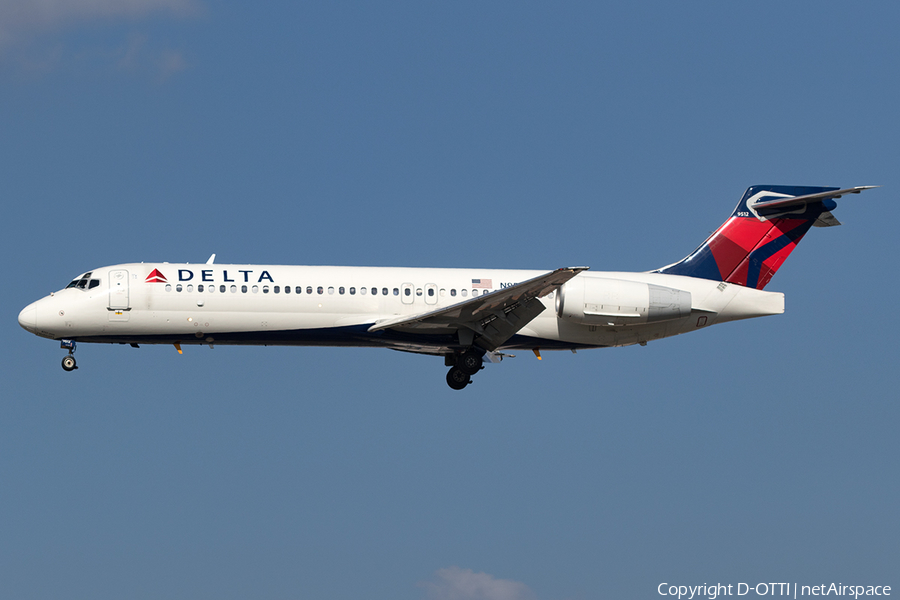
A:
[108, 269, 130, 321]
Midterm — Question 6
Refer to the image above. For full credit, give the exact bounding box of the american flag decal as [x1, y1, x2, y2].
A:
[471, 278, 492, 289]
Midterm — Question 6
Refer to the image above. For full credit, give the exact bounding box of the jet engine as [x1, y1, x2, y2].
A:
[556, 277, 692, 326]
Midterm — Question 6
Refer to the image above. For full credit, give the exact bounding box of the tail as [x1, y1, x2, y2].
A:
[655, 185, 875, 290]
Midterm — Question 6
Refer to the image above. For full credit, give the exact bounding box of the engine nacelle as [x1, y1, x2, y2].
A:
[556, 277, 692, 326]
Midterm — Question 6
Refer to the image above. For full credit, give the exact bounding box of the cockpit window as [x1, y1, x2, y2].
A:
[65, 272, 97, 291]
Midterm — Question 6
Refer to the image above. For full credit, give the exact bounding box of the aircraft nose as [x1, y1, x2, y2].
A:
[18, 303, 37, 333]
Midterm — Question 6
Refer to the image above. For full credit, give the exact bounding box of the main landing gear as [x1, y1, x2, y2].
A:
[60, 340, 77, 371]
[445, 349, 484, 390]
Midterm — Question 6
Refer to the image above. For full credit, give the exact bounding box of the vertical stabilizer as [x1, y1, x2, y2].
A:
[655, 185, 871, 290]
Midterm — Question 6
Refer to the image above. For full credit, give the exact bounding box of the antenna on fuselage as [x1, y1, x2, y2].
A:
[206, 254, 216, 265]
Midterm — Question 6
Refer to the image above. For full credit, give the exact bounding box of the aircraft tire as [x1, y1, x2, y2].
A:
[61, 355, 77, 371]
[457, 350, 483, 376]
[446, 367, 470, 390]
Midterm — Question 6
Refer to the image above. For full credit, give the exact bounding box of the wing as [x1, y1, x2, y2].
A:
[368, 267, 588, 352]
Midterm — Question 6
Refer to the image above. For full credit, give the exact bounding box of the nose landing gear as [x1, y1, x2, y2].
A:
[60, 340, 77, 371]
[445, 349, 484, 390]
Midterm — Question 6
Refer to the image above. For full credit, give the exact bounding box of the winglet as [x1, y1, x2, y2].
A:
[206, 254, 216, 265]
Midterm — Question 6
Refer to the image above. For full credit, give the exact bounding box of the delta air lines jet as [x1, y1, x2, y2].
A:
[18, 185, 873, 389]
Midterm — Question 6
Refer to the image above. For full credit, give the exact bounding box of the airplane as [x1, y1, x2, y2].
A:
[18, 185, 874, 390]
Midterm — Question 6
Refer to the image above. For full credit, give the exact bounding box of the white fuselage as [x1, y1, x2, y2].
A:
[18, 263, 784, 354]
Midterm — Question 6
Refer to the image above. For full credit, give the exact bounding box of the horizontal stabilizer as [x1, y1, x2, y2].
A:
[748, 185, 877, 212]
[813, 211, 842, 228]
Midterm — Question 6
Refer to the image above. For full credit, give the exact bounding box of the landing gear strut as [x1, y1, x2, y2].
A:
[457, 349, 483, 376]
[60, 340, 77, 372]
[445, 349, 484, 390]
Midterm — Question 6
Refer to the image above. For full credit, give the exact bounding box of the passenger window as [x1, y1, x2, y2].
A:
[339, 287, 345, 295]
[230, 285, 237, 293]
[327, 287, 334, 295]
[416, 288, 422, 296]
[349, 287, 356, 295]
[360, 287, 367, 295]
[461, 289, 467, 297]
[274, 286, 280, 293]
[393, 288, 399, 296]
[166, 284, 172, 292]
[220, 285, 226, 293]
[198, 284, 204, 292]
[187, 284, 193, 292]
[428, 288, 435, 297]
[317, 286, 323, 295]
[451, 289, 456, 297]
[404, 288, 411, 297]
[252, 285, 259, 293]
[263, 286, 270, 294]
[176, 284, 183, 292]
[297, 286, 303, 294]
[241, 285, 247, 293]
[284, 286, 290, 294]
[472, 289, 478, 297]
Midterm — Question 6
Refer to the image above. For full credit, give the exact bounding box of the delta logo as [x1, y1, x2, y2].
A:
[145, 269, 168, 283]
[143, 267, 276, 284]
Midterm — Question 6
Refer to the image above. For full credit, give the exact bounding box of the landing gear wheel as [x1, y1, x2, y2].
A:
[446, 366, 471, 390]
[61, 355, 77, 372]
[457, 350, 484, 376]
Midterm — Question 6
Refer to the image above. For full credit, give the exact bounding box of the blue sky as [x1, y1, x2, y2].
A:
[2, 2, 898, 599]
